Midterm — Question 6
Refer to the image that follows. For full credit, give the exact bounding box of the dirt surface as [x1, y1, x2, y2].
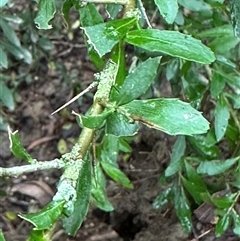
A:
[1, 6, 240, 241]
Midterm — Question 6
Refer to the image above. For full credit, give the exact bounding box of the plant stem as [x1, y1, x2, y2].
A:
[0, 159, 64, 177]
[76, 102, 103, 159]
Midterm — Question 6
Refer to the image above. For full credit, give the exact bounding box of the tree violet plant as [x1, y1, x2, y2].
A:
[0, 0, 240, 240]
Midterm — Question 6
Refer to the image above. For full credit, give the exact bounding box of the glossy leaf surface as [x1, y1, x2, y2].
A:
[79, 3, 104, 68]
[0, 82, 14, 110]
[111, 42, 127, 86]
[0, 48, 8, 68]
[125, 29, 215, 64]
[215, 213, 230, 237]
[178, 0, 211, 11]
[0, 40, 32, 64]
[8, 129, 35, 163]
[101, 161, 133, 189]
[197, 157, 239, 175]
[153, 188, 172, 209]
[154, 0, 178, 24]
[83, 17, 136, 57]
[210, 72, 225, 98]
[214, 94, 230, 141]
[233, 211, 240, 236]
[120, 99, 209, 135]
[106, 112, 139, 136]
[0, 19, 21, 46]
[182, 161, 208, 204]
[76, 110, 111, 129]
[63, 158, 92, 235]
[79, 3, 103, 26]
[173, 185, 192, 233]
[197, 25, 234, 38]
[91, 163, 114, 211]
[34, 0, 56, 29]
[188, 135, 219, 159]
[19, 201, 65, 230]
[165, 136, 185, 176]
[110, 57, 161, 105]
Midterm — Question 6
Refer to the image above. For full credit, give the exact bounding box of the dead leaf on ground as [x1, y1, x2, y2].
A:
[10, 180, 54, 207]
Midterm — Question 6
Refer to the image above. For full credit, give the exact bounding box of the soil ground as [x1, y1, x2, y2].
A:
[0, 4, 239, 241]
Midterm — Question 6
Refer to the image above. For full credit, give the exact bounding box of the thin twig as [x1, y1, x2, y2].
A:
[137, 0, 152, 28]
[51, 82, 98, 115]
[0, 159, 64, 177]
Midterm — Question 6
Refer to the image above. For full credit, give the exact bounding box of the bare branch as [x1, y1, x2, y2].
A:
[0, 159, 65, 177]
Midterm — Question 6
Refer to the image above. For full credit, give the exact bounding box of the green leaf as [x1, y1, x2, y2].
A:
[38, 37, 54, 51]
[0, 82, 14, 110]
[188, 135, 219, 159]
[111, 42, 127, 86]
[79, 3, 103, 27]
[0, 48, 8, 68]
[215, 68, 240, 88]
[101, 161, 133, 189]
[0, 40, 32, 64]
[118, 137, 132, 153]
[178, 0, 211, 11]
[106, 112, 139, 136]
[75, 110, 111, 129]
[61, 0, 73, 27]
[181, 177, 206, 204]
[62, 158, 92, 235]
[27, 230, 49, 241]
[226, 93, 240, 109]
[0, 0, 9, 7]
[210, 72, 225, 98]
[165, 136, 186, 176]
[8, 129, 35, 163]
[79, 3, 104, 69]
[35, 0, 56, 29]
[211, 195, 235, 209]
[0, 229, 6, 241]
[110, 57, 161, 105]
[97, 134, 119, 166]
[172, 185, 192, 233]
[197, 157, 239, 175]
[181, 70, 207, 104]
[197, 25, 234, 38]
[0, 19, 21, 46]
[120, 98, 209, 135]
[19, 201, 65, 230]
[214, 94, 230, 141]
[232, 210, 240, 236]
[184, 161, 207, 190]
[215, 213, 230, 237]
[182, 161, 208, 204]
[83, 17, 137, 57]
[91, 163, 114, 212]
[209, 36, 240, 54]
[216, 55, 237, 68]
[0, 115, 8, 131]
[106, 3, 123, 19]
[230, 0, 240, 38]
[153, 187, 172, 209]
[125, 29, 215, 64]
[154, 0, 178, 24]
[166, 59, 179, 81]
